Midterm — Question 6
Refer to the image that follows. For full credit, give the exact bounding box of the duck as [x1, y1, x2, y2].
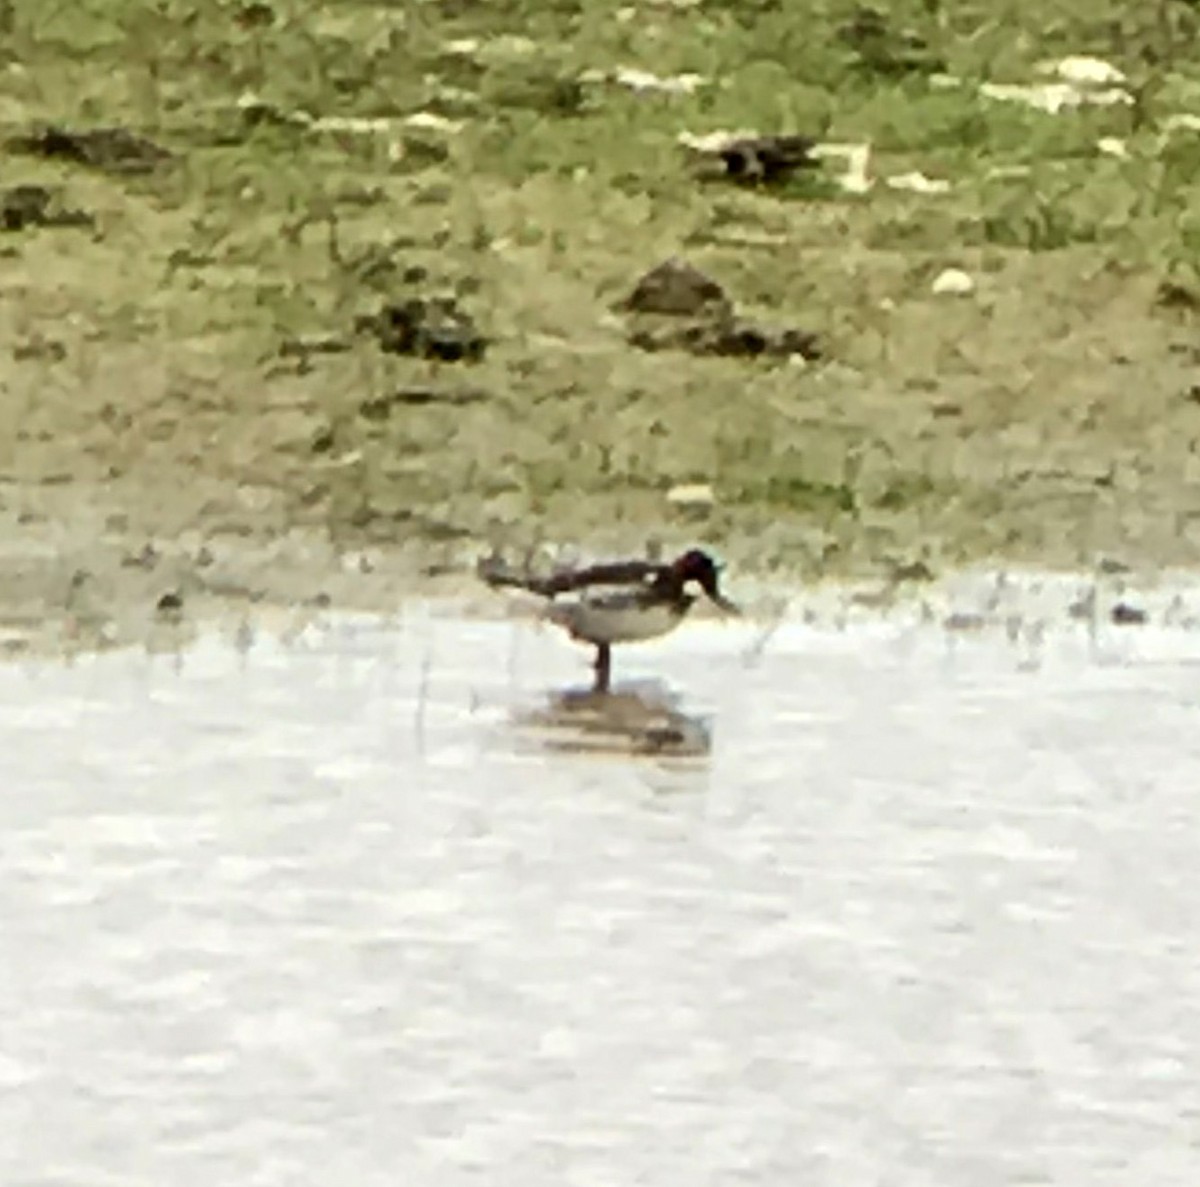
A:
[478, 547, 739, 692]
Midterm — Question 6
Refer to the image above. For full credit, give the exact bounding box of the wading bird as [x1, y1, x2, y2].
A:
[479, 547, 740, 693]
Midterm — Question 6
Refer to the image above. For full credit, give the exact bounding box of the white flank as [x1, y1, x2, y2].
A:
[547, 595, 684, 645]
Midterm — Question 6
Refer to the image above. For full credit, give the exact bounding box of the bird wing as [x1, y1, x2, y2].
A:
[478, 555, 663, 599]
[538, 560, 662, 597]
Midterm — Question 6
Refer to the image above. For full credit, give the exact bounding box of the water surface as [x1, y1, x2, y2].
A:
[2, 585, 1199, 1185]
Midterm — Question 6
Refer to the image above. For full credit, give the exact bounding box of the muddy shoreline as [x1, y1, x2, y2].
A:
[4, 470, 1196, 663]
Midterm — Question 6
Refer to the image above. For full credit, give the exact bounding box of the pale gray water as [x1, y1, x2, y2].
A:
[2, 583, 1200, 1185]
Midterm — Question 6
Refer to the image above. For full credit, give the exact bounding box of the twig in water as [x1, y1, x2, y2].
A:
[415, 643, 433, 756]
[741, 599, 790, 667]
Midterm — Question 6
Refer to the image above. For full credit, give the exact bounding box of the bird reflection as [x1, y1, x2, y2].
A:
[511, 678, 712, 759]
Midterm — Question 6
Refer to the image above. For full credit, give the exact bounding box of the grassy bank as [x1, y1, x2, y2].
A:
[2, 0, 1200, 586]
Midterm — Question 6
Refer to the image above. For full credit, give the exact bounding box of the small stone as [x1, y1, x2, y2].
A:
[156, 591, 184, 615]
[1110, 602, 1147, 626]
[886, 170, 951, 194]
[1041, 55, 1126, 87]
[931, 268, 974, 296]
[667, 483, 715, 509]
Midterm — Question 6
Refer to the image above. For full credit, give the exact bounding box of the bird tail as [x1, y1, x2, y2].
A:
[476, 553, 554, 597]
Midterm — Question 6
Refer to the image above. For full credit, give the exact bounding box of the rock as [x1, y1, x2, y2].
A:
[622, 260, 820, 363]
[1156, 280, 1200, 312]
[931, 268, 975, 296]
[357, 295, 487, 362]
[979, 81, 1131, 115]
[886, 170, 951, 194]
[680, 132, 820, 186]
[716, 135, 819, 183]
[629, 314, 821, 362]
[620, 258, 731, 317]
[667, 483, 715, 510]
[1111, 602, 1147, 626]
[8, 126, 173, 175]
[611, 67, 706, 95]
[1039, 55, 1125, 87]
[0, 185, 93, 232]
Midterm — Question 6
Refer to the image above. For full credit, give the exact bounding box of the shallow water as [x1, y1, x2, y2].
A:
[3, 583, 1200, 1185]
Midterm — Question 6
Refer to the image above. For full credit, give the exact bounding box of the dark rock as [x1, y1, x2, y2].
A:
[621, 258, 732, 317]
[357, 295, 486, 362]
[0, 185, 93, 232]
[1111, 602, 1148, 626]
[684, 133, 820, 187]
[621, 261, 821, 363]
[1156, 279, 1200, 312]
[156, 591, 184, 615]
[629, 312, 821, 362]
[7, 126, 173, 175]
[716, 135, 819, 184]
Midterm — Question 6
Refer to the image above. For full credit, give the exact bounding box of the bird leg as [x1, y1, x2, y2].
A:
[592, 643, 611, 694]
